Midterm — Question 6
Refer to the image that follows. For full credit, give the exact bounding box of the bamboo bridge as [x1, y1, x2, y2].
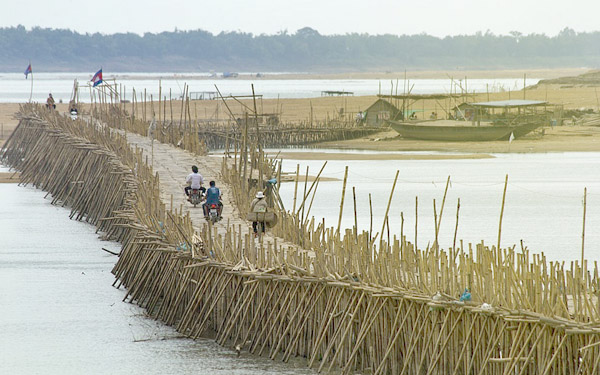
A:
[4, 104, 600, 375]
[195, 123, 380, 149]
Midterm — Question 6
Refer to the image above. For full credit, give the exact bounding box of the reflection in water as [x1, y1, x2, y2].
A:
[0, 183, 316, 375]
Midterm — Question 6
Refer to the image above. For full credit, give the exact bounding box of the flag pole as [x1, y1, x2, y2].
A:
[29, 61, 33, 102]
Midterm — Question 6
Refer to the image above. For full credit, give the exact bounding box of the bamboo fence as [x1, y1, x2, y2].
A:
[4, 103, 600, 374]
[85, 82, 380, 151]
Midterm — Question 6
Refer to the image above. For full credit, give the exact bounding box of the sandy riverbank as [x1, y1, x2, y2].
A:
[0, 171, 20, 183]
[316, 126, 600, 154]
[0, 103, 22, 147]
[3, 68, 600, 153]
[3, 101, 600, 155]
[271, 151, 495, 160]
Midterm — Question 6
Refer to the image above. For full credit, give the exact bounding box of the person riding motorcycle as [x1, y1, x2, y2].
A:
[184, 165, 205, 200]
[203, 180, 223, 219]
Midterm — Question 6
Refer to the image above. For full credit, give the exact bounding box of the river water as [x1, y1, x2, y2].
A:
[3, 146, 599, 373]
[276, 150, 600, 262]
[0, 167, 316, 374]
[0, 72, 537, 103]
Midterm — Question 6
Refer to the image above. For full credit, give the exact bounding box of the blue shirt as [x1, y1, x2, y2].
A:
[206, 187, 221, 205]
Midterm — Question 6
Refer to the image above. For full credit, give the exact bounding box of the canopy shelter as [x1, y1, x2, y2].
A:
[377, 93, 473, 120]
[467, 99, 558, 129]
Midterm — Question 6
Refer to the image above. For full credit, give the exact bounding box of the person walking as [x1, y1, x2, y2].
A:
[250, 191, 268, 236]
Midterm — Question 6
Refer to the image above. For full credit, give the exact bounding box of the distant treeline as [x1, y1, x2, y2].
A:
[1, 25, 600, 72]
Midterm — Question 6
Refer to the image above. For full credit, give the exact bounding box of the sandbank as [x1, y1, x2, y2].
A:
[272, 151, 494, 160]
[0, 172, 20, 183]
[3, 68, 600, 154]
[317, 126, 600, 154]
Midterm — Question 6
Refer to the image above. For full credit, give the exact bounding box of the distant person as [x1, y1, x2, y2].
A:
[409, 112, 417, 120]
[46, 93, 56, 110]
[429, 112, 437, 120]
[69, 100, 78, 119]
[355, 111, 365, 124]
[448, 112, 455, 120]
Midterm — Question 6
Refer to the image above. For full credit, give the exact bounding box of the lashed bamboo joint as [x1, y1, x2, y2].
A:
[3, 103, 600, 374]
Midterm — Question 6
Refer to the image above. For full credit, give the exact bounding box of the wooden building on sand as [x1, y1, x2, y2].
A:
[362, 98, 401, 126]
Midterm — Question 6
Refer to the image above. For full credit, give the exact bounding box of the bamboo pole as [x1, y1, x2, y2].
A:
[498, 174, 508, 251]
[415, 196, 418, 251]
[352, 186, 358, 241]
[582, 187, 587, 274]
[337, 166, 349, 235]
[380, 170, 399, 250]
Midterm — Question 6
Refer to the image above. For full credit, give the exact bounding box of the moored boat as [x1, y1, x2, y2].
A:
[387, 99, 560, 142]
[389, 120, 514, 141]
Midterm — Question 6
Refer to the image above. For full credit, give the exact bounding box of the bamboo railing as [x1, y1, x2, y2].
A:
[4, 103, 600, 375]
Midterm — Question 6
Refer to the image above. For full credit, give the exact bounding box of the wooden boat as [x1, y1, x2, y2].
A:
[388, 99, 556, 142]
[389, 120, 514, 141]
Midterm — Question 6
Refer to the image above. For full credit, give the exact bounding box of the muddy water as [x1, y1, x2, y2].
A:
[0, 179, 317, 374]
[277, 151, 600, 262]
[4, 147, 597, 373]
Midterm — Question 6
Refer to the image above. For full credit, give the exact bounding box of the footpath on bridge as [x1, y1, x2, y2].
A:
[123, 131, 298, 260]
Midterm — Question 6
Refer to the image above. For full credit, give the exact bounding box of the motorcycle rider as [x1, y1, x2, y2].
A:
[184, 165, 205, 200]
[203, 180, 223, 219]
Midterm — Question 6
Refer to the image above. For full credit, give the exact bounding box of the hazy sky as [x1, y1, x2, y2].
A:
[2, 0, 598, 37]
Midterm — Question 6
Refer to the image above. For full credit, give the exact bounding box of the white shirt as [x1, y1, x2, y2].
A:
[186, 172, 204, 189]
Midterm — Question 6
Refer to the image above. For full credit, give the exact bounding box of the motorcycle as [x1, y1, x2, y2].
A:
[206, 203, 221, 224]
[188, 188, 203, 207]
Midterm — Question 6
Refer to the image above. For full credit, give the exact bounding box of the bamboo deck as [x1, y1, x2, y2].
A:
[4, 103, 600, 374]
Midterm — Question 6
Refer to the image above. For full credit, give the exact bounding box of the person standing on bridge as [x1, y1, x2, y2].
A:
[184, 165, 205, 199]
[46, 93, 56, 110]
[250, 191, 268, 236]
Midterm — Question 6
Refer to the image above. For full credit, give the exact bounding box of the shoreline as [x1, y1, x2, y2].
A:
[4, 66, 600, 154]
[316, 126, 600, 154]
[1, 67, 586, 80]
[0, 171, 20, 183]
[269, 150, 496, 160]
[5, 106, 600, 155]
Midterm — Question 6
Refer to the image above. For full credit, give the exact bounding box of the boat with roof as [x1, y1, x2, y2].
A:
[387, 99, 561, 142]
